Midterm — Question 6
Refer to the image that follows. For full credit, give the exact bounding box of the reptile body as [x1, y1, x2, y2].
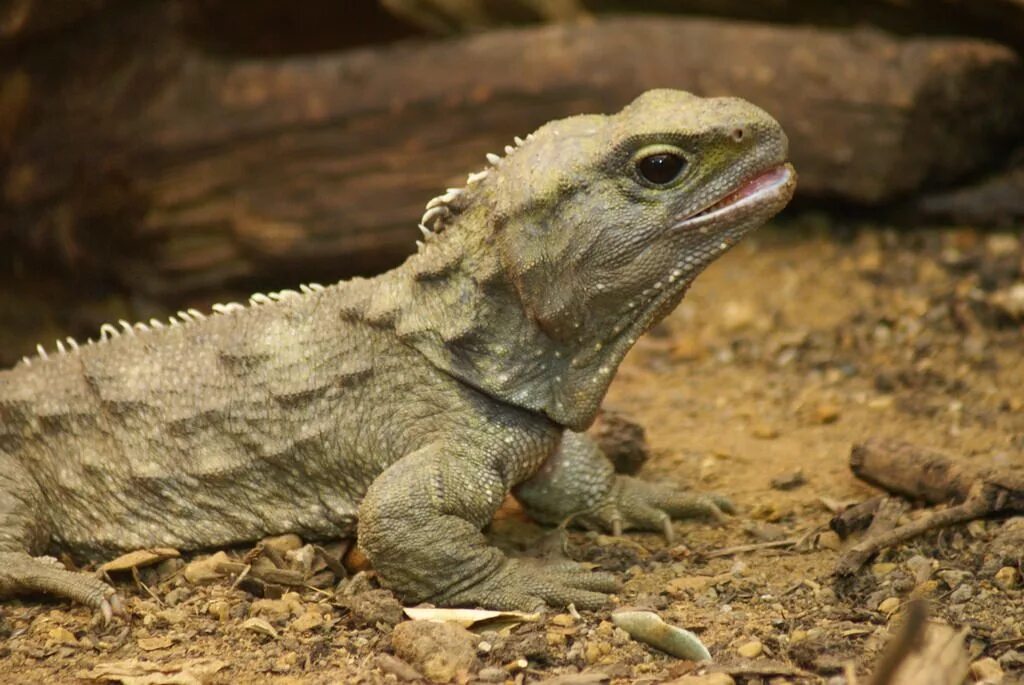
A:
[0, 90, 795, 616]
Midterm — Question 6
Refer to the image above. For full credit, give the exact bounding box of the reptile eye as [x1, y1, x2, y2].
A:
[636, 153, 686, 185]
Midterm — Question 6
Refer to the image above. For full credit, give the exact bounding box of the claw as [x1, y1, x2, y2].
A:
[611, 518, 623, 538]
[100, 598, 113, 624]
[705, 501, 729, 524]
[109, 593, 125, 616]
[663, 517, 675, 544]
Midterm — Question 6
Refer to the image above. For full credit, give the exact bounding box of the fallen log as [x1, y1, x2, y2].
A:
[834, 439, 1024, 575]
[3, 5, 1022, 298]
[916, 151, 1024, 226]
[0, 0, 112, 44]
[380, 0, 1024, 54]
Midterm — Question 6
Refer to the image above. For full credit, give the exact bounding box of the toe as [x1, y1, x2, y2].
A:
[99, 598, 113, 624]
[557, 569, 620, 594]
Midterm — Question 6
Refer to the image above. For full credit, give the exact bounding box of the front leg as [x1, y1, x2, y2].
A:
[515, 431, 733, 543]
[357, 442, 618, 611]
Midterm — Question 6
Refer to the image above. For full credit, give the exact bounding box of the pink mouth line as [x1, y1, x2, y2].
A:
[681, 163, 795, 226]
[703, 165, 792, 214]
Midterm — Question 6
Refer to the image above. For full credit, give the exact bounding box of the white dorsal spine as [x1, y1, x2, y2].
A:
[17, 276, 338, 367]
[21, 124, 546, 367]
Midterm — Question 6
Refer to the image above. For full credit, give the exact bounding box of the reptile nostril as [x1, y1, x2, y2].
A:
[731, 127, 746, 143]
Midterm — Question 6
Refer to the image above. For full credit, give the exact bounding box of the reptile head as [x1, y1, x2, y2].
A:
[403, 89, 795, 429]
[494, 89, 795, 350]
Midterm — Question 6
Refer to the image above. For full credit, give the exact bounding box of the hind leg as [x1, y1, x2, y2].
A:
[0, 470, 121, 621]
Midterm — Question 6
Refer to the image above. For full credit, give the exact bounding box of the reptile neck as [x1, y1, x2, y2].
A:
[360, 216, 633, 431]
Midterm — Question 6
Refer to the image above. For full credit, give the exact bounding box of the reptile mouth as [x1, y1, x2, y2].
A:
[674, 163, 797, 231]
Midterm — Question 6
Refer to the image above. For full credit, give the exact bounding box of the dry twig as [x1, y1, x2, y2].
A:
[835, 439, 1022, 574]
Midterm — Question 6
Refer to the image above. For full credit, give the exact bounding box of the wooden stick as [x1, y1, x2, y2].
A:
[836, 486, 996, 575]
[837, 439, 1023, 574]
[830, 496, 884, 539]
[705, 539, 797, 558]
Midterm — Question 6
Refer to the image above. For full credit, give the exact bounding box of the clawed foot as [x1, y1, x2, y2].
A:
[436, 558, 620, 612]
[96, 591, 125, 624]
[574, 476, 734, 543]
[0, 552, 125, 623]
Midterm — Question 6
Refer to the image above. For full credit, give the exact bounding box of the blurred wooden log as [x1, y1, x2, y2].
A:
[3, 4, 1023, 298]
[380, 0, 1024, 53]
[181, 0, 420, 55]
[915, 151, 1024, 226]
[849, 439, 1024, 506]
[0, 0, 111, 43]
[380, 0, 587, 34]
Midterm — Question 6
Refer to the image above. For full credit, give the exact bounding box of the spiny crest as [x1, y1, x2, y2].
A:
[414, 132, 535, 252]
[16, 283, 327, 368]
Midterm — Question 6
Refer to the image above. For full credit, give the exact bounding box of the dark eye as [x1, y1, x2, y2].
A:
[636, 153, 686, 185]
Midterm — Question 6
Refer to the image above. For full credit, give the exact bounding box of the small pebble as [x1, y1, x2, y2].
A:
[476, 666, 507, 683]
[736, 639, 763, 658]
[813, 404, 840, 424]
[163, 587, 191, 606]
[584, 640, 612, 664]
[290, 610, 324, 633]
[671, 674, 735, 685]
[904, 555, 934, 584]
[751, 423, 779, 439]
[911, 580, 940, 599]
[878, 597, 900, 614]
[949, 585, 974, 603]
[392, 620, 477, 684]
[376, 654, 422, 682]
[994, 566, 1019, 590]
[817, 531, 842, 551]
[986, 234, 1020, 257]
[251, 598, 300, 621]
[938, 569, 972, 589]
[48, 627, 78, 647]
[970, 656, 1004, 684]
[183, 551, 231, 584]
[261, 533, 303, 554]
[207, 600, 230, 622]
[770, 469, 806, 490]
[871, 563, 897, 577]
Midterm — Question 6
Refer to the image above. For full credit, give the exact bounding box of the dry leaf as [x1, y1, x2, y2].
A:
[136, 636, 175, 651]
[100, 548, 180, 573]
[402, 606, 540, 628]
[242, 616, 279, 639]
[77, 658, 225, 685]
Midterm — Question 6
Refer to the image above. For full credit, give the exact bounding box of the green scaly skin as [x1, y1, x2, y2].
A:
[0, 90, 795, 617]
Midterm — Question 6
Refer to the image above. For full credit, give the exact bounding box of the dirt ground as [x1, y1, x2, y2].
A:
[1, 220, 1022, 684]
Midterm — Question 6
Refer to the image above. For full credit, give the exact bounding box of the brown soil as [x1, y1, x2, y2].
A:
[2, 221, 1022, 684]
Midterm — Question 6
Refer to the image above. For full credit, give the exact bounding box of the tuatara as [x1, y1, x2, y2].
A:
[0, 89, 795, 618]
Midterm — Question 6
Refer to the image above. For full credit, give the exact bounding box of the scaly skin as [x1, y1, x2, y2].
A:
[0, 90, 795, 615]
